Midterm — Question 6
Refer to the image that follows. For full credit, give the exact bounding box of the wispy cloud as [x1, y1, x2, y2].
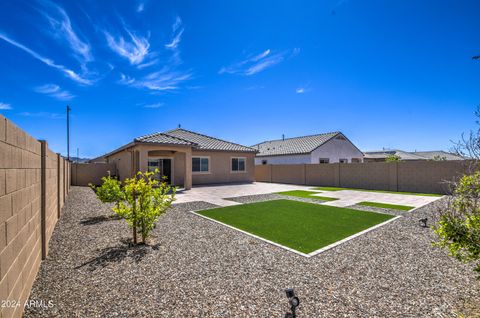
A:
[119, 67, 192, 92]
[0, 102, 12, 110]
[136, 2, 145, 13]
[0, 32, 94, 85]
[296, 87, 306, 94]
[165, 16, 184, 50]
[143, 102, 164, 108]
[34, 84, 74, 101]
[105, 27, 150, 65]
[19, 112, 64, 119]
[39, 0, 92, 63]
[219, 48, 298, 76]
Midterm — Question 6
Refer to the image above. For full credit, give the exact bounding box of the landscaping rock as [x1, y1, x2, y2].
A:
[24, 187, 479, 317]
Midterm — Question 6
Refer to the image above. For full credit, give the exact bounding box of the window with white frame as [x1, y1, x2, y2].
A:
[192, 157, 209, 173]
[339, 158, 348, 163]
[319, 158, 329, 164]
[231, 157, 246, 172]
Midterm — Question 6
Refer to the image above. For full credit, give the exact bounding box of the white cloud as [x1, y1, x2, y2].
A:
[0, 102, 12, 110]
[0, 32, 94, 85]
[105, 27, 150, 65]
[19, 112, 63, 119]
[119, 68, 192, 92]
[34, 84, 74, 101]
[296, 88, 305, 94]
[143, 102, 164, 108]
[172, 16, 182, 32]
[137, 2, 145, 12]
[166, 16, 184, 50]
[219, 48, 296, 76]
[40, 0, 92, 63]
[165, 28, 184, 50]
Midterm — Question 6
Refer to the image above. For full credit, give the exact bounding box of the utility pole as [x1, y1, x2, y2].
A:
[67, 105, 71, 161]
[76, 148, 79, 163]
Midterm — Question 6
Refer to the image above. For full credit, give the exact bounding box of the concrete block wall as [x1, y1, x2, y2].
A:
[71, 162, 116, 186]
[255, 161, 471, 194]
[0, 115, 71, 318]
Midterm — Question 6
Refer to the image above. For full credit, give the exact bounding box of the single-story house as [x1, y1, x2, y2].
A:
[363, 150, 465, 162]
[252, 132, 364, 165]
[104, 128, 257, 189]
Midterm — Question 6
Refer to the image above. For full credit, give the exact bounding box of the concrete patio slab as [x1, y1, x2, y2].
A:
[174, 182, 442, 208]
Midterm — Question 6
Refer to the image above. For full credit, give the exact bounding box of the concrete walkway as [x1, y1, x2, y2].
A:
[174, 182, 441, 208]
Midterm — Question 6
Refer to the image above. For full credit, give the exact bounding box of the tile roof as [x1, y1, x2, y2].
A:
[410, 151, 465, 161]
[136, 128, 257, 152]
[252, 132, 340, 157]
[135, 132, 196, 145]
[364, 150, 465, 161]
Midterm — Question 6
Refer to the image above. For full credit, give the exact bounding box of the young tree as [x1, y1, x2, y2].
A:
[93, 174, 124, 208]
[94, 170, 176, 245]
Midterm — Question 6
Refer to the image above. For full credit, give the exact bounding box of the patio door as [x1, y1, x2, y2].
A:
[148, 158, 172, 184]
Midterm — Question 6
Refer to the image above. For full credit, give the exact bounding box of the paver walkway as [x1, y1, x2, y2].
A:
[174, 182, 441, 208]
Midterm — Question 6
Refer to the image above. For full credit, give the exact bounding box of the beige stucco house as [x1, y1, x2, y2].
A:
[104, 128, 257, 189]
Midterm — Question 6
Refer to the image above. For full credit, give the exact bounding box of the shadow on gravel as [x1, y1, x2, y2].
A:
[74, 240, 161, 271]
[79, 214, 121, 225]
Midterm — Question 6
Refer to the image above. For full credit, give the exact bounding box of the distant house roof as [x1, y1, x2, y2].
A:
[364, 150, 426, 160]
[135, 128, 257, 153]
[411, 151, 465, 161]
[364, 150, 465, 161]
[252, 132, 343, 157]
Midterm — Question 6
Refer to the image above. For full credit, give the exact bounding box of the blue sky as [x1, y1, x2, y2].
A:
[0, 0, 479, 158]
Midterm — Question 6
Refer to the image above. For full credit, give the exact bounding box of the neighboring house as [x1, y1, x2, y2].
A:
[252, 132, 364, 165]
[104, 128, 257, 189]
[364, 149, 465, 162]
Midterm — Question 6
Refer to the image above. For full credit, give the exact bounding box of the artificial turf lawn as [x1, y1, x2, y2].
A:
[357, 201, 414, 211]
[312, 187, 442, 197]
[276, 190, 338, 201]
[197, 199, 394, 254]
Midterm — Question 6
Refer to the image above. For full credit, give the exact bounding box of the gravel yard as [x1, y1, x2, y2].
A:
[25, 186, 479, 317]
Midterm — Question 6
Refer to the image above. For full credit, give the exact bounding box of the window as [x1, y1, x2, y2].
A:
[339, 159, 348, 163]
[261, 160, 268, 165]
[319, 158, 329, 164]
[231, 157, 246, 172]
[351, 158, 361, 163]
[192, 157, 209, 173]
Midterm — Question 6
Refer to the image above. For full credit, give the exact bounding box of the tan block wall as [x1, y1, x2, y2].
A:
[71, 163, 117, 186]
[191, 151, 255, 185]
[255, 161, 472, 194]
[0, 115, 70, 318]
[271, 164, 306, 185]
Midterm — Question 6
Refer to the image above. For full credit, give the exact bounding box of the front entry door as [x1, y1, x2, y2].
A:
[148, 158, 172, 184]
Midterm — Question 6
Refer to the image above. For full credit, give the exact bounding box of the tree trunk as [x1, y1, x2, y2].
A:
[132, 189, 137, 245]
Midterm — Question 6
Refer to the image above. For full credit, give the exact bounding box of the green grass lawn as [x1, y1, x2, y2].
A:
[197, 200, 394, 254]
[312, 186, 442, 197]
[357, 201, 414, 211]
[276, 190, 338, 201]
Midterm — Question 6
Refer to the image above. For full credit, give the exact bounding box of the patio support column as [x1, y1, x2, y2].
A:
[138, 147, 148, 173]
[184, 149, 192, 190]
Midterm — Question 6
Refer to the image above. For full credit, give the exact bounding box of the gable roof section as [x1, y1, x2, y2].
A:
[135, 132, 196, 146]
[164, 128, 257, 152]
[137, 128, 257, 152]
[252, 132, 341, 157]
[411, 151, 465, 160]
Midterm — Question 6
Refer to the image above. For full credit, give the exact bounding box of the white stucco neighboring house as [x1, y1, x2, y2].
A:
[252, 132, 364, 165]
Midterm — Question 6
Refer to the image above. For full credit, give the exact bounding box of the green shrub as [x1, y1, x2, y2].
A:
[434, 171, 480, 276]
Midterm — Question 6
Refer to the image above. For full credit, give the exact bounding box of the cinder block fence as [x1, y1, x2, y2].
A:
[0, 115, 71, 318]
[255, 161, 471, 194]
